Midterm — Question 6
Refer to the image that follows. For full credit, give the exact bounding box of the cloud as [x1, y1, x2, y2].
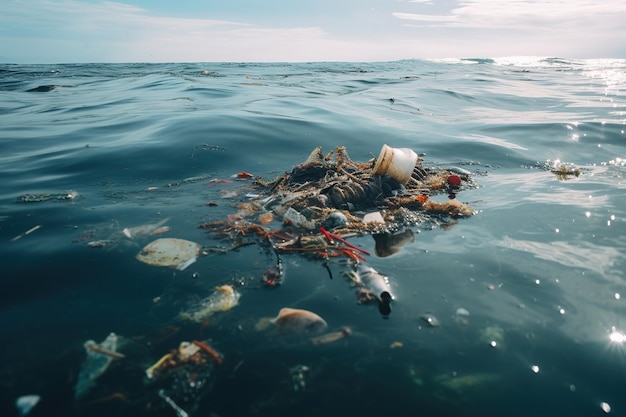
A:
[389, 0, 626, 58]
[1, 0, 624, 62]
[1, 0, 345, 62]
[393, 0, 626, 30]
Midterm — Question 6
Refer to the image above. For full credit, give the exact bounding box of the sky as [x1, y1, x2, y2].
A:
[1, 0, 625, 63]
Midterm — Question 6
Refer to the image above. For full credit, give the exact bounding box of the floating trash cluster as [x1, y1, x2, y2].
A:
[27, 144, 480, 416]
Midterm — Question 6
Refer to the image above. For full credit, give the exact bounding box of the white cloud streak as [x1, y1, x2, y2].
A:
[393, 0, 626, 30]
[0, 0, 624, 62]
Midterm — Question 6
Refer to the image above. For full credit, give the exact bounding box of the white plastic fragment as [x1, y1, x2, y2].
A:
[283, 207, 316, 229]
[10, 225, 43, 242]
[158, 389, 189, 417]
[176, 256, 197, 271]
[75, 333, 121, 399]
[16, 395, 40, 416]
[363, 211, 385, 224]
[136, 238, 201, 268]
[123, 217, 170, 239]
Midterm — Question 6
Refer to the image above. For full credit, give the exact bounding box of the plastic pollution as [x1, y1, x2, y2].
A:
[455, 307, 470, 325]
[311, 327, 352, 345]
[123, 217, 170, 239]
[10, 225, 42, 242]
[363, 211, 385, 224]
[283, 207, 316, 230]
[373, 229, 415, 257]
[289, 365, 310, 391]
[136, 238, 201, 269]
[15, 395, 40, 416]
[321, 211, 348, 229]
[179, 285, 241, 323]
[17, 190, 78, 203]
[372, 144, 418, 184]
[159, 390, 188, 417]
[75, 333, 123, 399]
[354, 263, 393, 301]
[146, 340, 220, 415]
[345, 264, 393, 316]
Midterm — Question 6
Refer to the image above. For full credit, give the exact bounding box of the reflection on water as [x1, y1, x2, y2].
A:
[498, 237, 621, 279]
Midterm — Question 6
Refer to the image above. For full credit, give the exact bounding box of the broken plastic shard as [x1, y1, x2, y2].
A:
[373, 229, 415, 257]
[16, 395, 40, 416]
[123, 217, 169, 239]
[180, 285, 241, 323]
[158, 389, 189, 417]
[283, 207, 316, 230]
[75, 333, 121, 399]
[363, 211, 385, 224]
[136, 238, 201, 268]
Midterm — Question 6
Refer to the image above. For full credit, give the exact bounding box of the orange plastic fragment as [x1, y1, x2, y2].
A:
[236, 171, 254, 179]
[417, 195, 429, 203]
[192, 340, 223, 365]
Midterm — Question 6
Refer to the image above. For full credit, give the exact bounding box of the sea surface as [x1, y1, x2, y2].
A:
[1, 58, 625, 417]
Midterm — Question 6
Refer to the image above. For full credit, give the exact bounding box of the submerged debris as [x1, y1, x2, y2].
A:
[146, 340, 220, 414]
[289, 365, 311, 391]
[75, 333, 124, 400]
[310, 327, 352, 345]
[15, 395, 40, 417]
[179, 285, 241, 323]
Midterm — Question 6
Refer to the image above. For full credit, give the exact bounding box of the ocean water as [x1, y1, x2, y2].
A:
[1, 58, 625, 417]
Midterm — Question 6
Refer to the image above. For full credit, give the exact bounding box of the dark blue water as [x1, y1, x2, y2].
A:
[1, 58, 625, 417]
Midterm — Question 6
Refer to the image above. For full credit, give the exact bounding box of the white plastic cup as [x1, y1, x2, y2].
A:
[371, 144, 418, 184]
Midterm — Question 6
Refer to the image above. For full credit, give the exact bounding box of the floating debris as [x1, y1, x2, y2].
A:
[547, 159, 582, 179]
[15, 395, 40, 416]
[252, 145, 475, 232]
[371, 144, 418, 184]
[75, 333, 123, 399]
[363, 211, 385, 224]
[433, 372, 500, 395]
[353, 263, 393, 299]
[311, 327, 352, 345]
[146, 340, 220, 414]
[10, 225, 42, 242]
[234, 171, 255, 179]
[17, 190, 78, 203]
[201, 145, 476, 266]
[258, 211, 274, 224]
[123, 217, 170, 239]
[179, 285, 241, 323]
[455, 307, 470, 325]
[289, 365, 310, 391]
[136, 238, 201, 269]
[479, 325, 505, 348]
[159, 389, 189, 417]
[372, 229, 415, 257]
[256, 307, 328, 333]
[420, 313, 440, 328]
